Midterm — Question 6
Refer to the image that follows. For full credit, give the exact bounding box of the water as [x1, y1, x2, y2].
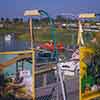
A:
[0, 34, 79, 99]
[0, 34, 31, 52]
[0, 54, 32, 75]
[0, 54, 57, 88]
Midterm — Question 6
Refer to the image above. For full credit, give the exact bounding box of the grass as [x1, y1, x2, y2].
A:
[0, 29, 17, 33]
[17, 28, 77, 45]
[0, 27, 77, 45]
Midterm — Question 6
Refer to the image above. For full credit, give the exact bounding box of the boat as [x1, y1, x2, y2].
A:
[5, 34, 11, 41]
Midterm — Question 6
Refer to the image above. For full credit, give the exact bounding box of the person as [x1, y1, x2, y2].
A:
[15, 72, 24, 84]
[71, 49, 79, 60]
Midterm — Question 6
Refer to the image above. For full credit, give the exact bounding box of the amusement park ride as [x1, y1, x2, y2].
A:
[0, 9, 100, 100]
[79, 13, 100, 100]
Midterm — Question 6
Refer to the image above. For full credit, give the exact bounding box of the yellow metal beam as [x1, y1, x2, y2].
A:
[35, 65, 56, 75]
[31, 49, 35, 100]
[0, 50, 33, 55]
[82, 91, 100, 100]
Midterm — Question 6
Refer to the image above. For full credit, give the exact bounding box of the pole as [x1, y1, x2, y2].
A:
[77, 20, 84, 46]
[29, 17, 34, 48]
[57, 63, 66, 100]
[29, 16, 35, 100]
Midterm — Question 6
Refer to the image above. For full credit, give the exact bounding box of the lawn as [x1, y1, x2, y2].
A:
[17, 28, 77, 45]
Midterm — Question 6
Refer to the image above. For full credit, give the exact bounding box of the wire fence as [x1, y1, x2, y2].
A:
[36, 76, 79, 100]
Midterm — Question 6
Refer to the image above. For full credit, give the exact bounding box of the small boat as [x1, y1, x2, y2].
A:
[5, 34, 11, 41]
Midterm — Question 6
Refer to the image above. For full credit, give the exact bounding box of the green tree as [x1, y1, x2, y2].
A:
[13, 18, 20, 23]
[55, 15, 66, 23]
[0, 17, 5, 23]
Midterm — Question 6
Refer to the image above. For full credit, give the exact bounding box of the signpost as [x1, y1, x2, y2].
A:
[24, 10, 40, 100]
[24, 9, 57, 100]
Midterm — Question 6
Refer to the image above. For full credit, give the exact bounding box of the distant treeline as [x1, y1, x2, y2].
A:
[0, 15, 78, 24]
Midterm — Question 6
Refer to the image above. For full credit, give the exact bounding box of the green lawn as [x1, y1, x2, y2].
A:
[0, 27, 78, 45]
[17, 28, 77, 45]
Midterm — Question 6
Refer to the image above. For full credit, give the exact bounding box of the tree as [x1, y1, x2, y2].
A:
[5, 18, 11, 24]
[41, 17, 49, 25]
[5, 18, 11, 29]
[19, 18, 23, 23]
[32, 18, 40, 26]
[0, 17, 5, 23]
[55, 15, 66, 23]
[13, 18, 19, 23]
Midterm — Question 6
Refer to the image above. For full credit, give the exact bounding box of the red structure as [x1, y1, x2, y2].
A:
[39, 41, 64, 52]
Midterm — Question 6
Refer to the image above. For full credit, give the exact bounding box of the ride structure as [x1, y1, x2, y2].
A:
[0, 9, 63, 100]
[79, 13, 100, 100]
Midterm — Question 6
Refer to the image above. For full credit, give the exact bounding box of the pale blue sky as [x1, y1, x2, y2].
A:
[0, 0, 99, 18]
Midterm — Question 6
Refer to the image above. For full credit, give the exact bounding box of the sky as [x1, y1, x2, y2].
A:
[0, 0, 99, 18]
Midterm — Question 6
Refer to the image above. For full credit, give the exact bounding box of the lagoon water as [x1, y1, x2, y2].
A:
[0, 34, 31, 52]
[0, 54, 32, 75]
[0, 35, 32, 75]
[0, 34, 77, 88]
[0, 54, 56, 88]
[0, 34, 72, 74]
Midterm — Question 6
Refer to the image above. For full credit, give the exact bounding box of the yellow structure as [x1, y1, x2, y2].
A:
[80, 47, 100, 100]
[79, 13, 96, 19]
[80, 47, 94, 100]
[82, 91, 100, 100]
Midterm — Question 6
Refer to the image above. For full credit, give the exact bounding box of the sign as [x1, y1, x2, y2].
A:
[24, 10, 40, 16]
[79, 13, 96, 18]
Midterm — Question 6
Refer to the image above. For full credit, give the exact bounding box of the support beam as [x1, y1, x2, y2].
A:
[0, 50, 33, 55]
[31, 49, 35, 100]
[82, 91, 100, 100]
